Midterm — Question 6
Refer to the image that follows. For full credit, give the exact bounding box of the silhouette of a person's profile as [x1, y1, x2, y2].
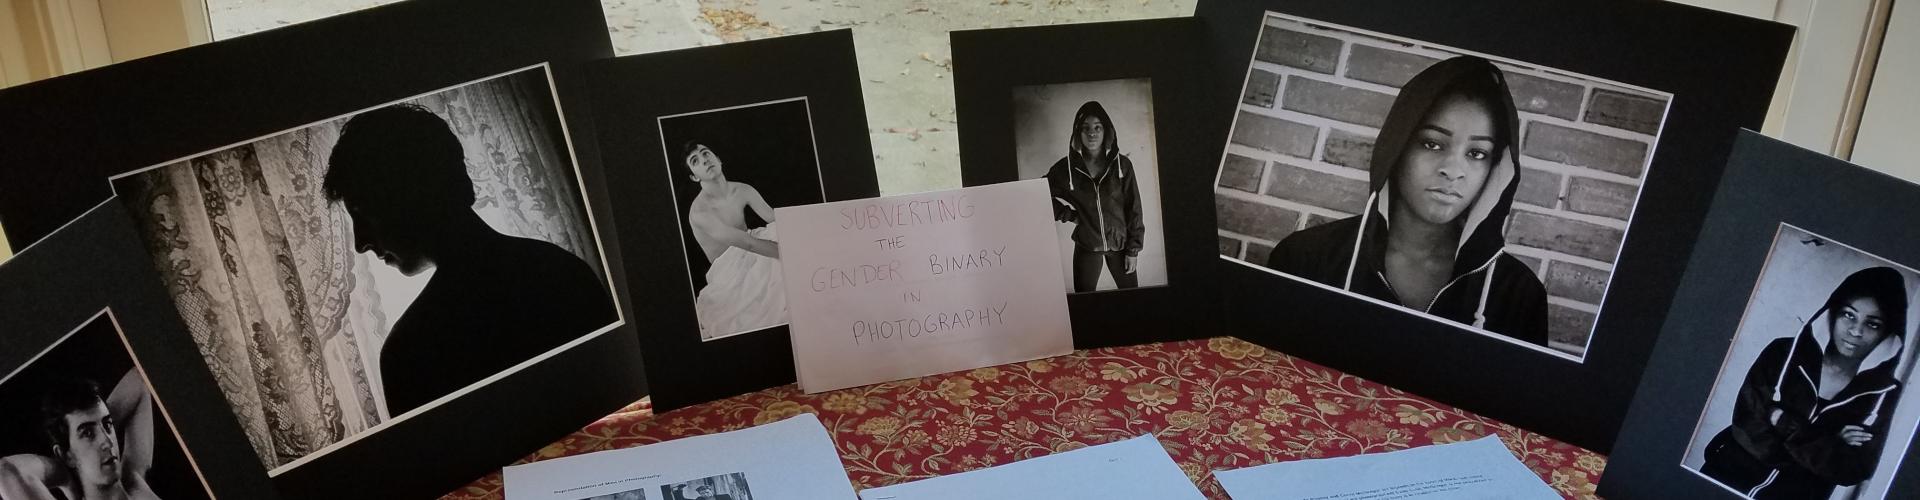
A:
[323, 104, 617, 415]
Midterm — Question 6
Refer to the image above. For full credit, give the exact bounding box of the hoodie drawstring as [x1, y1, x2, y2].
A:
[1866, 392, 1887, 426]
[1068, 155, 1077, 191]
[1773, 328, 1803, 403]
[1342, 192, 1377, 290]
[1473, 258, 1495, 328]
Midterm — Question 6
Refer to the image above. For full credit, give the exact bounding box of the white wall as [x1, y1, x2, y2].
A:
[1850, 0, 1920, 182]
[1670, 0, 1901, 174]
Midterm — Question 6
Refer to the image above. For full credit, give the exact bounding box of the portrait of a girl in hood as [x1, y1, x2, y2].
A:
[1685, 236, 1919, 499]
[1045, 100, 1148, 293]
[1013, 79, 1168, 295]
[1264, 56, 1549, 346]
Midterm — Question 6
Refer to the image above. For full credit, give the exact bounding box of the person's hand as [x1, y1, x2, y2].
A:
[1052, 198, 1077, 222]
[1840, 425, 1874, 446]
[1769, 408, 1784, 425]
[1125, 255, 1138, 274]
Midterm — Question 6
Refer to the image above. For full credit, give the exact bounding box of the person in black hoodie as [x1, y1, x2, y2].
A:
[1700, 266, 1909, 499]
[1045, 101, 1145, 293]
[1264, 56, 1548, 345]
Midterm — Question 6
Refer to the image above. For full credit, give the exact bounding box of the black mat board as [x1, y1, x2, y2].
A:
[0, 1, 646, 497]
[1193, 0, 1793, 452]
[952, 18, 1222, 349]
[0, 202, 274, 499]
[1602, 131, 1920, 499]
[580, 29, 880, 411]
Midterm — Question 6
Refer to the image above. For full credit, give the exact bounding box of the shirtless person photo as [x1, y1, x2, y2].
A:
[0, 371, 163, 500]
[681, 142, 790, 340]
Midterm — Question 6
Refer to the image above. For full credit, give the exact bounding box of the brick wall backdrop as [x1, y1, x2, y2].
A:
[1214, 15, 1671, 357]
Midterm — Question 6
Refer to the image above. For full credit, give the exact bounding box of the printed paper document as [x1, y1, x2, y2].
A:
[502, 413, 855, 500]
[857, 434, 1204, 500]
[1214, 435, 1558, 500]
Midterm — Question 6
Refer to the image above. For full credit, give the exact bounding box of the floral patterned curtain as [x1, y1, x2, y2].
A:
[121, 69, 600, 469]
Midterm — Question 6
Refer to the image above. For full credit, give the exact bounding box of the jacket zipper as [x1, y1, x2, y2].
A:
[1748, 469, 1780, 497]
[1751, 367, 1896, 496]
[1376, 254, 1499, 313]
[1798, 367, 1820, 420]
[1820, 385, 1897, 416]
[1078, 160, 1112, 253]
[1095, 184, 1108, 252]
[1788, 363, 1897, 426]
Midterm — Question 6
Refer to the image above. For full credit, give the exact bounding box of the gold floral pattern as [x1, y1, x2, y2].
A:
[752, 401, 814, 426]
[443, 338, 1604, 499]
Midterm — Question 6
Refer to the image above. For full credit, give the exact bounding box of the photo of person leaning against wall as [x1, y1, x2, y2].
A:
[1212, 12, 1673, 358]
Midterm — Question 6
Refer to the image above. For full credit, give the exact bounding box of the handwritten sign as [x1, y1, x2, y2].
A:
[776, 179, 1072, 393]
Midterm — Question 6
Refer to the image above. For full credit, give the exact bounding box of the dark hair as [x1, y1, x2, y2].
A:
[40, 378, 105, 453]
[322, 103, 475, 209]
[1828, 266, 1910, 339]
[679, 141, 705, 169]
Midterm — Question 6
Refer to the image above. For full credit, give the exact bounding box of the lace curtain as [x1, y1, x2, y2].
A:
[120, 70, 600, 468]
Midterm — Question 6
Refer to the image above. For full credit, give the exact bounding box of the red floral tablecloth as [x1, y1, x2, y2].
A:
[443, 337, 1604, 499]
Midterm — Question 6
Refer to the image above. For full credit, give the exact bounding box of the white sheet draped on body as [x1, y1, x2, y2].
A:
[696, 223, 787, 339]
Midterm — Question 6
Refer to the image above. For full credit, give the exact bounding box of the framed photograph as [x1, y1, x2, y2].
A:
[109, 63, 624, 479]
[952, 18, 1222, 348]
[0, 1, 644, 497]
[1010, 78, 1170, 294]
[1604, 131, 1920, 499]
[658, 98, 824, 342]
[1194, 0, 1793, 450]
[1214, 11, 1673, 358]
[0, 310, 215, 500]
[579, 30, 879, 410]
[0, 201, 275, 499]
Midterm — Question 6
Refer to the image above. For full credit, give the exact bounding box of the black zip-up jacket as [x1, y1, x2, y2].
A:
[1263, 56, 1548, 345]
[1045, 101, 1144, 256]
[1701, 304, 1904, 498]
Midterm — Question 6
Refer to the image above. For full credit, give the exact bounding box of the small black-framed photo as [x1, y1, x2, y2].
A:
[1683, 225, 1915, 499]
[952, 18, 1221, 348]
[1011, 77, 1170, 295]
[657, 98, 824, 343]
[0, 201, 276, 499]
[0, 309, 215, 500]
[0, 1, 644, 497]
[579, 29, 879, 410]
[108, 62, 625, 480]
[1603, 131, 1920, 500]
[1193, 0, 1793, 451]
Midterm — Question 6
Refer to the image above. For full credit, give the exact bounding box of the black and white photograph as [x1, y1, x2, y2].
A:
[0, 309, 213, 500]
[1213, 11, 1672, 359]
[1681, 224, 1919, 499]
[580, 487, 646, 500]
[657, 98, 825, 342]
[107, 64, 622, 474]
[658, 473, 751, 500]
[1012, 78, 1170, 293]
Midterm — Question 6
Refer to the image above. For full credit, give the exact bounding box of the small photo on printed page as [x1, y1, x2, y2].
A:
[502, 413, 853, 500]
